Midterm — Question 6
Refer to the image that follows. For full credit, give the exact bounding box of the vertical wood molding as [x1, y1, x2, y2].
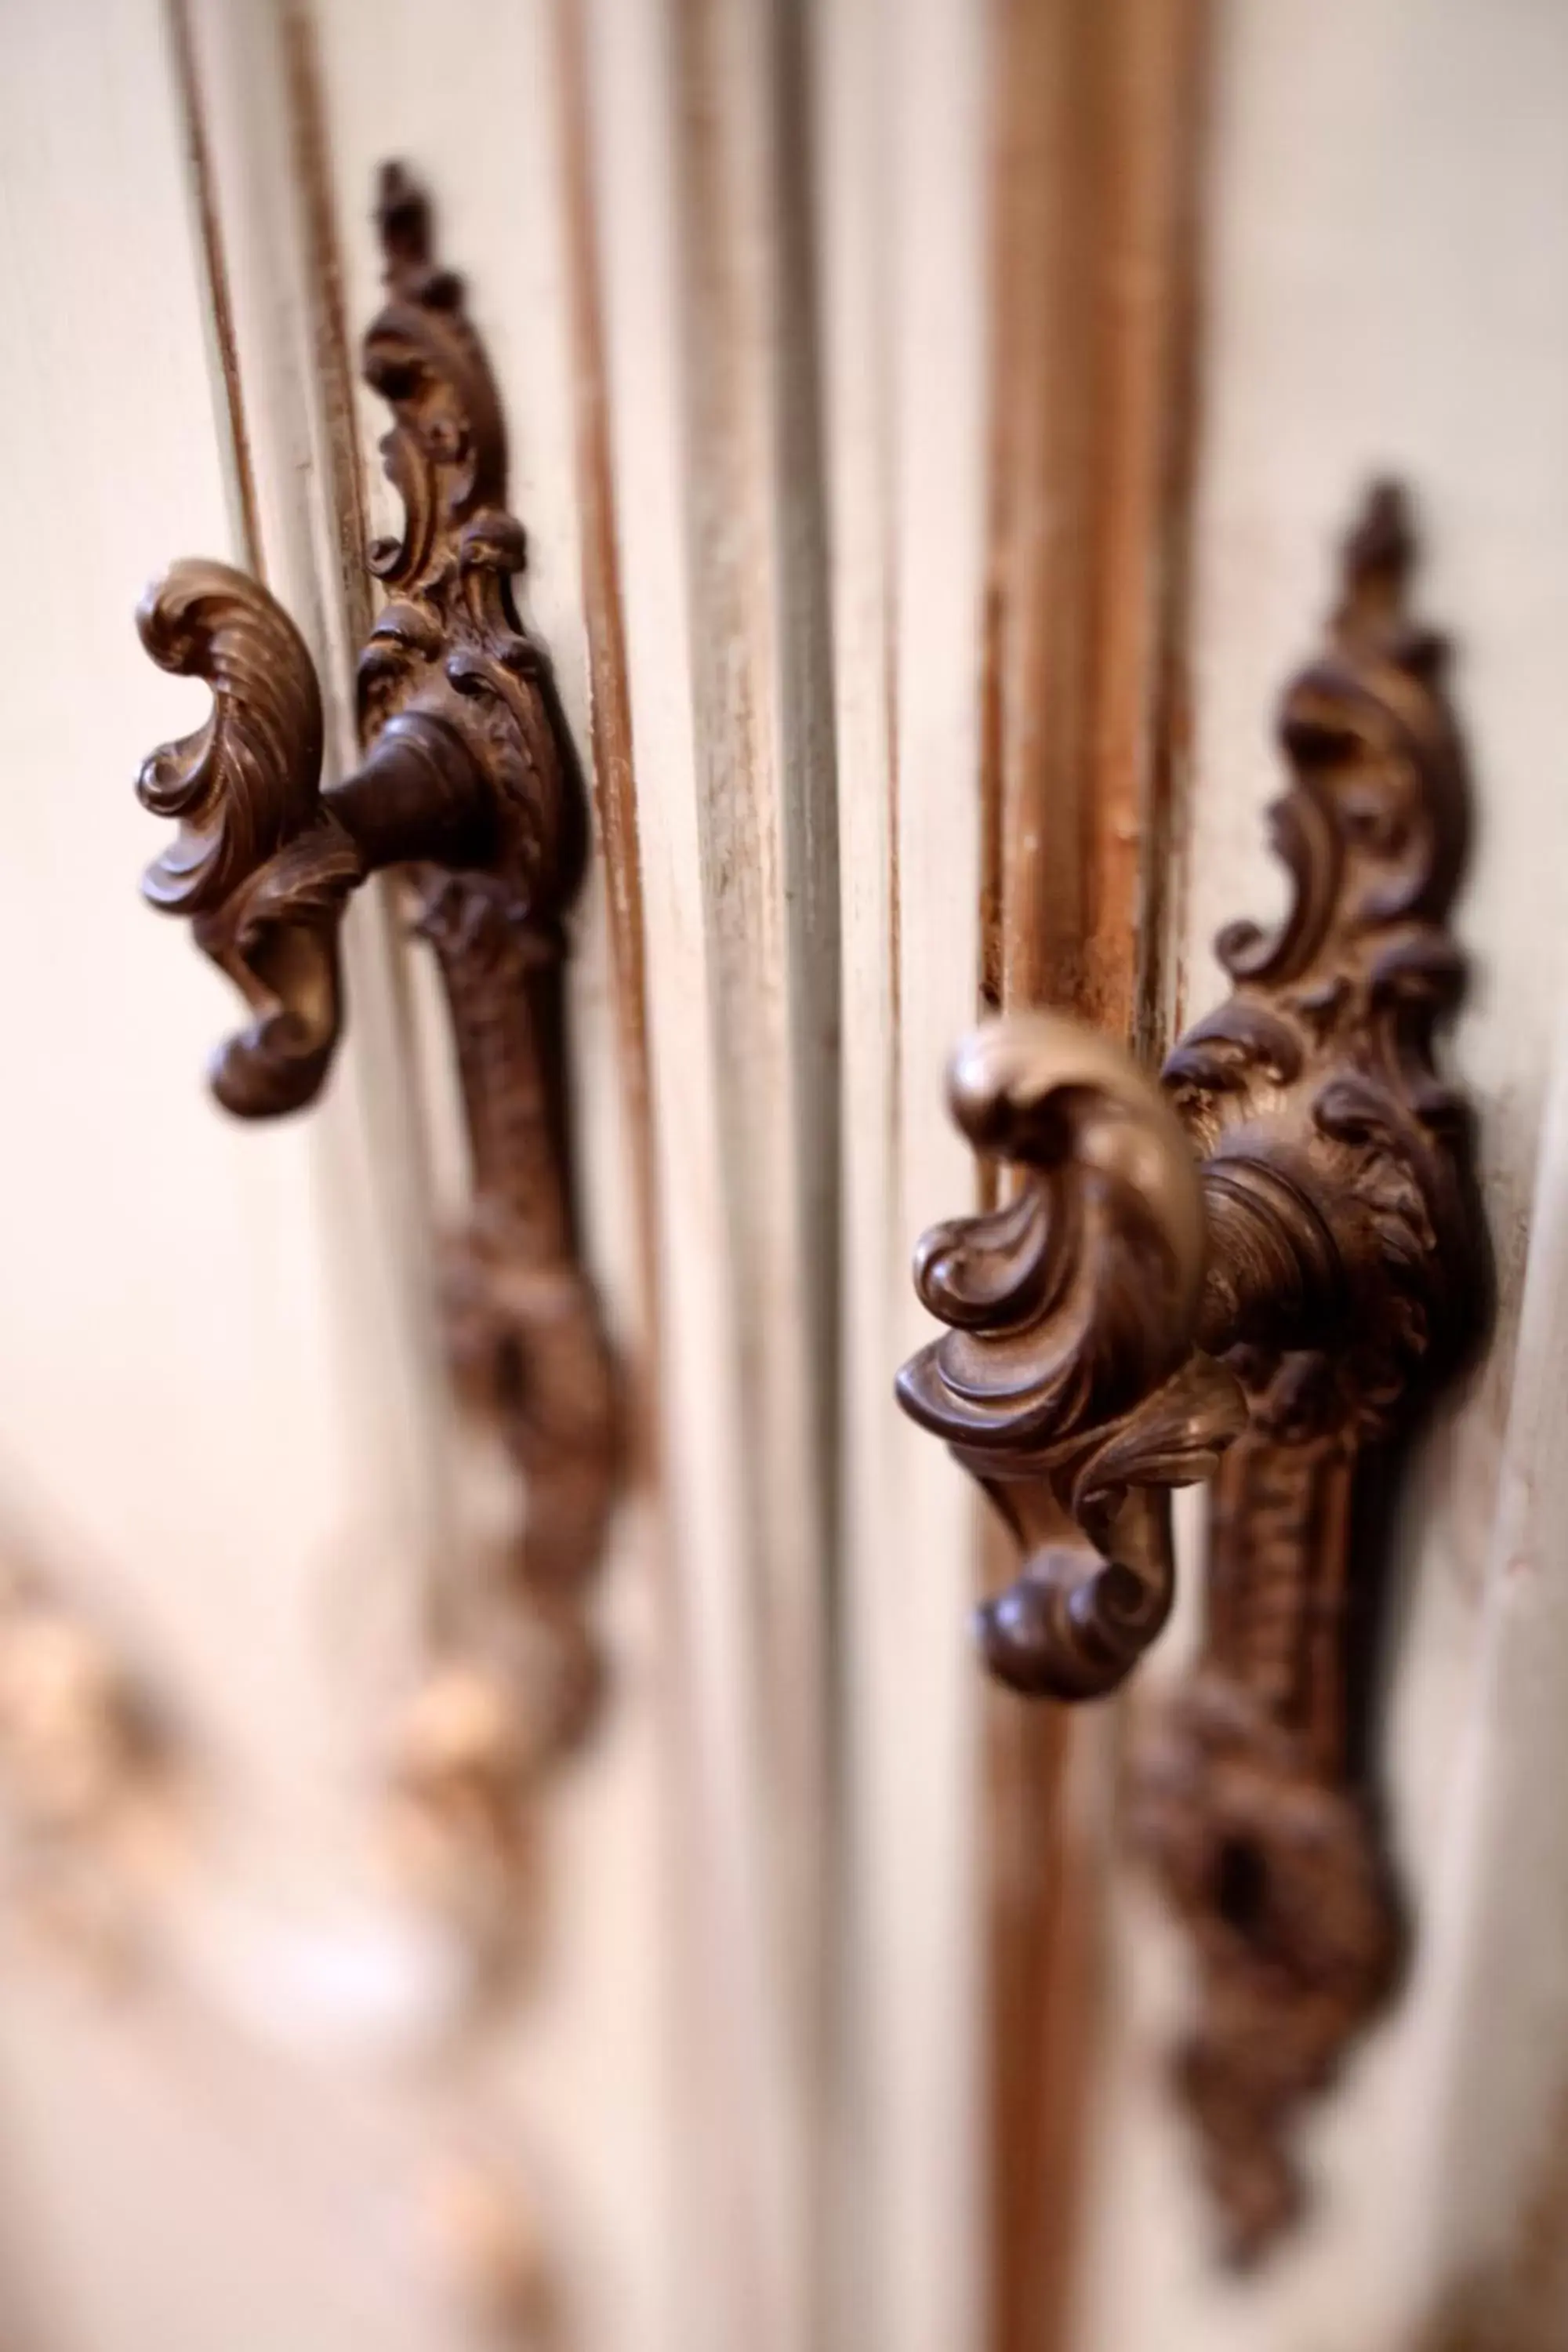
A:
[982, 0, 1204, 1044]
[168, 0, 459, 1702]
[818, 0, 991, 2346]
[978, 3, 1207, 2348]
[667, 0, 840, 2100]
[166, 0, 264, 576]
[554, 0, 662, 1489]
[573, 0, 847, 2338]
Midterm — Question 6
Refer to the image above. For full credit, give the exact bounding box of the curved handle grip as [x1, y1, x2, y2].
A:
[896, 1013, 1247, 1698]
[136, 560, 362, 1116]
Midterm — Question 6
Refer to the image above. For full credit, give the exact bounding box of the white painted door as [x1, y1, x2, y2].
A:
[2, 5, 1566, 2352]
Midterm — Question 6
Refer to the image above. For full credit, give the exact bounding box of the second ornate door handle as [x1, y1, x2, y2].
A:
[897, 481, 1483, 1705]
[898, 482, 1489, 2254]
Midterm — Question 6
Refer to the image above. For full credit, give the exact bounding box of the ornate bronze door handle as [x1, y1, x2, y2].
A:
[897, 484, 1487, 2253]
[133, 168, 618, 1916]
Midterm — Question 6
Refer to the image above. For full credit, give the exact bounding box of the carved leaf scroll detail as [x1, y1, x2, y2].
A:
[136, 559, 362, 1116]
[1132, 481, 1487, 2263]
[897, 1014, 1247, 1698]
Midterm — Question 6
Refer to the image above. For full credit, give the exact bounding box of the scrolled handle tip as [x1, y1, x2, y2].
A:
[206, 1011, 339, 1121]
[134, 559, 364, 1121]
[973, 1546, 1174, 1702]
[133, 561, 325, 909]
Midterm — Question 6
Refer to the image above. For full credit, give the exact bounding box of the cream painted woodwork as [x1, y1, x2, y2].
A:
[1, 2, 1565, 2351]
[1080, 8, 1568, 2350]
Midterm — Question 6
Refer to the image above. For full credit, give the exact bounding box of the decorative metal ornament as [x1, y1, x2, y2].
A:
[898, 484, 1486, 2259]
[0, 1537, 183, 1981]
[133, 165, 618, 1947]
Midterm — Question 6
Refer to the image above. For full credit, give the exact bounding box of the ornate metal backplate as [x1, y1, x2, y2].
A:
[0, 1533, 182, 1980]
[134, 165, 618, 1957]
[897, 484, 1486, 2258]
[1132, 485, 1487, 2259]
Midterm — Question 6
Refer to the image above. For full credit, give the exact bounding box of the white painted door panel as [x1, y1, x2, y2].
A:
[1080, 7, 1568, 2349]
[4, 3, 1568, 2350]
[0, 5, 472, 2350]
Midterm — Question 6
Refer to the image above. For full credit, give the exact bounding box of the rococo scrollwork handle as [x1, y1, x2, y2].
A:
[136, 558, 354, 1117]
[898, 483, 1488, 2258]
[133, 167, 618, 1952]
